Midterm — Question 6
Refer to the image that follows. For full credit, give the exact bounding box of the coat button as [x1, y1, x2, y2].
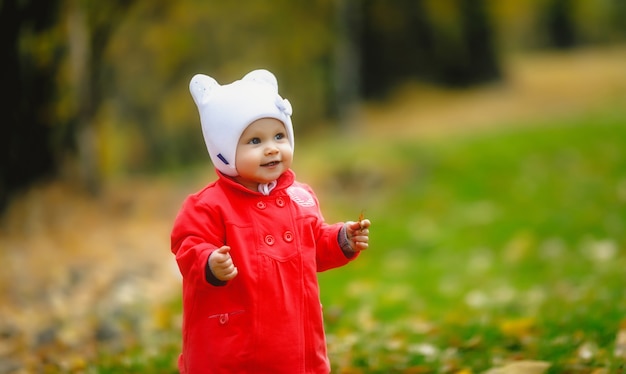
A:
[219, 314, 229, 325]
[265, 235, 275, 245]
[283, 231, 294, 242]
[276, 197, 285, 207]
[257, 201, 266, 209]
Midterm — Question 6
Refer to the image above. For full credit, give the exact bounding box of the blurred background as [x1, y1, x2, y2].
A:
[1, 0, 625, 372]
[2, 0, 625, 199]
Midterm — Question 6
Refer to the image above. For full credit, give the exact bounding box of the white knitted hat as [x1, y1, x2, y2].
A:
[189, 69, 294, 176]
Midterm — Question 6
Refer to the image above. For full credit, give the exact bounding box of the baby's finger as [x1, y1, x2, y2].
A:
[352, 234, 369, 243]
[216, 246, 231, 254]
[230, 267, 239, 278]
[353, 241, 369, 250]
[217, 255, 235, 268]
[223, 266, 238, 280]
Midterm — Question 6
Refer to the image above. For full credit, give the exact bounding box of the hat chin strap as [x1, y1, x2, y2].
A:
[257, 180, 277, 196]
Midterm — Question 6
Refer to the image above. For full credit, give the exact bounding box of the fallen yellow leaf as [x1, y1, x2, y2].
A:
[484, 360, 550, 374]
[455, 369, 473, 374]
[499, 317, 536, 338]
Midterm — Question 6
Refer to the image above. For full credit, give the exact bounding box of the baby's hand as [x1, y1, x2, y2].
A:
[346, 219, 371, 252]
[209, 246, 238, 281]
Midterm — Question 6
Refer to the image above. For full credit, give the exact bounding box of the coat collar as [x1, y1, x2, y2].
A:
[215, 168, 295, 195]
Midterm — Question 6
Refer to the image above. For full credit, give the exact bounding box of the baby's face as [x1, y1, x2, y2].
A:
[233, 118, 293, 191]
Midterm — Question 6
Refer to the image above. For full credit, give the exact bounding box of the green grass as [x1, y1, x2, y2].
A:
[95, 108, 626, 372]
[316, 109, 626, 372]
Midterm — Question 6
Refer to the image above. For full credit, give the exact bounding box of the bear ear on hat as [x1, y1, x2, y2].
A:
[189, 74, 219, 107]
[242, 69, 278, 92]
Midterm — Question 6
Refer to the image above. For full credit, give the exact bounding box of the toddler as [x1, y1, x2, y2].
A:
[171, 69, 370, 373]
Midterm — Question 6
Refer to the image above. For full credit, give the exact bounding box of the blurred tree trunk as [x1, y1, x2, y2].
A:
[456, 0, 501, 84]
[360, 0, 434, 97]
[66, 0, 137, 195]
[544, 0, 577, 49]
[0, 0, 60, 211]
[359, 0, 501, 97]
[333, 0, 362, 131]
[67, 1, 98, 195]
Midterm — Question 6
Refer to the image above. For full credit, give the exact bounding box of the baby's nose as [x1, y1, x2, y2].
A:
[265, 144, 279, 154]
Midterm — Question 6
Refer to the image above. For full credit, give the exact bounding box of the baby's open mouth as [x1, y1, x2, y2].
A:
[262, 161, 280, 167]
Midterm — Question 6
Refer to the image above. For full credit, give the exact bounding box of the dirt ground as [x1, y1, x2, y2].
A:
[0, 45, 625, 372]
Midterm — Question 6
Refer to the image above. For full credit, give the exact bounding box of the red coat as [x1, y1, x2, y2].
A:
[171, 169, 357, 373]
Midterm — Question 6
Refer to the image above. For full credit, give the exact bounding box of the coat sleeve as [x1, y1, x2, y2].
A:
[171, 192, 226, 286]
[301, 185, 360, 272]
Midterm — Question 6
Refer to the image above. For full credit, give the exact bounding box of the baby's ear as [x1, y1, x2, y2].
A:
[242, 69, 278, 91]
[189, 74, 219, 107]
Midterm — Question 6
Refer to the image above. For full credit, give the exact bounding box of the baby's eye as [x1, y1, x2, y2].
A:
[275, 133, 285, 140]
[248, 137, 261, 145]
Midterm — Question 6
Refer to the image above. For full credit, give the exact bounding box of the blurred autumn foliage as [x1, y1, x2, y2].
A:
[2, 0, 626, 210]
